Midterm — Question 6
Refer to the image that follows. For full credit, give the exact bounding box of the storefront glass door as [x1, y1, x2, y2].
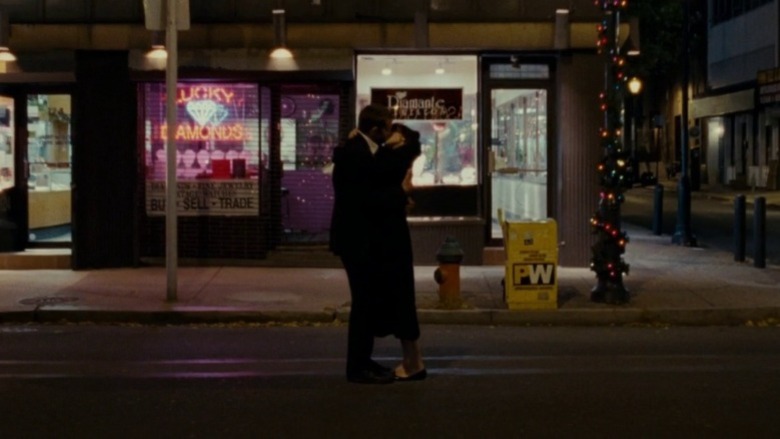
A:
[26, 94, 72, 244]
[489, 88, 548, 239]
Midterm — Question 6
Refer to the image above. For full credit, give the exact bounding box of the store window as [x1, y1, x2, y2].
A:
[27, 94, 72, 243]
[0, 96, 13, 192]
[143, 83, 260, 216]
[705, 117, 726, 185]
[356, 55, 478, 189]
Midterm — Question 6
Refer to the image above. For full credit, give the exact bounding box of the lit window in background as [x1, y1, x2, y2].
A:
[356, 55, 479, 187]
[0, 96, 14, 191]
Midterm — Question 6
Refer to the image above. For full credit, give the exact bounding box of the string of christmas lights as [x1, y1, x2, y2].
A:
[590, 0, 630, 303]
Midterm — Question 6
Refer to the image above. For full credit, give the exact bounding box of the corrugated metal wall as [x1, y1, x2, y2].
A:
[555, 53, 603, 268]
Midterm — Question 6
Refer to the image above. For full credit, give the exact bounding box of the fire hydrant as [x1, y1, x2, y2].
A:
[434, 236, 464, 308]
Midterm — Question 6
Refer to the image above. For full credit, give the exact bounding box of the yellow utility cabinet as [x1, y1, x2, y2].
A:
[501, 216, 558, 310]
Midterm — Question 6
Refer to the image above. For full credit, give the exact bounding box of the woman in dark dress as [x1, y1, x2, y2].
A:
[374, 123, 426, 380]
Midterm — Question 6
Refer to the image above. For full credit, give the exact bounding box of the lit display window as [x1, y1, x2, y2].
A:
[0, 96, 13, 192]
[357, 55, 478, 187]
[143, 83, 260, 216]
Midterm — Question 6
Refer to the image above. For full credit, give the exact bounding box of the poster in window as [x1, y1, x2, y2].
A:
[370, 88, 463, 120]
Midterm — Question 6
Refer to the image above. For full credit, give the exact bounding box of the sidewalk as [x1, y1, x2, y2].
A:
[1, 222, 779, 326]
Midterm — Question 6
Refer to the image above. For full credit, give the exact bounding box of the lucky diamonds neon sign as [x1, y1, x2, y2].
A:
[158, 85, 248, 142]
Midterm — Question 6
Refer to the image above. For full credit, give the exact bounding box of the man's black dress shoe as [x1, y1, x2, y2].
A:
[347, 369, 394, 384]
[368, 360, 391, 375]
[394, 368, 427, 382]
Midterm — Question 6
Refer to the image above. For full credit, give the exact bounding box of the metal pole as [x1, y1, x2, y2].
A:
[734, 194, 746, 262]
[165, 0, 178, 301]
[655, 127, 660, 179]
[631, 97, 637, 183]
[754, 197, 766, 268]
[630, 94, 639, 184]
[590, 5, 629, 304]
[652, 184, 664, 235]
[672, 0, 697, 247]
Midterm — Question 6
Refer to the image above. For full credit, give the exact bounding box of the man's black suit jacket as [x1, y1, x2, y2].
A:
[329, 131, 420, 259]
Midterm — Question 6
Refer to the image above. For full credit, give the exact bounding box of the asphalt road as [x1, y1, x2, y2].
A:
[623, 186, 780, 264]
[2, 324, 780, 438]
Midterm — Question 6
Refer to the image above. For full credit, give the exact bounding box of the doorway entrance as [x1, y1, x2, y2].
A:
[487, 88, 549, 239]
[26, 94, 72, 245]
[275, 85, 340, 245]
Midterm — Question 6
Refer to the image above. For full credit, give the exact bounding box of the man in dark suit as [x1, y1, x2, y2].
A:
[330, 103, 423, 384]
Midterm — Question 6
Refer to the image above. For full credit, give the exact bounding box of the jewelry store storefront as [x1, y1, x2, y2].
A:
[357, 54, 554, 264]
[2, 48, 602, 269]
[356, 51, 606, 268]
[133, 61, 352, 263]
[136, 51, 568, 266]
[0, 84, 74, 254]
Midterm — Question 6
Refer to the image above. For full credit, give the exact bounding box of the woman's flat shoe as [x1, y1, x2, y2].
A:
[395, 368, 427, 382]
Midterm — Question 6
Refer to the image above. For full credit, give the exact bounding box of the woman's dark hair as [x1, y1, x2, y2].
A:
[358, 103, 392, 133]
[392, 123, 420, 142]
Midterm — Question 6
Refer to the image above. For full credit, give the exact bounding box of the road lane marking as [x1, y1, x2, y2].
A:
[2, 354, 780, 379]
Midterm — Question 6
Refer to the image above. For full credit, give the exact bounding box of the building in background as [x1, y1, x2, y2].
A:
[0, 0, 627, 269]
[690, 0, 779, 190]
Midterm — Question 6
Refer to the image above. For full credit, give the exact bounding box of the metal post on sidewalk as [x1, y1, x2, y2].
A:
[165, 0, 179, 301]
[652, 184, 664, 235]
[672, 0, 697, 247]
[754, 197, 766, 269]
[142, 0, 190, 302]
[734, 194, 746, 262]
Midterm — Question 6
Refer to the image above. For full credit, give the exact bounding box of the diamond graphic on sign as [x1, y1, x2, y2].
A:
[186, 100, 217, 126]
[210, 104, 229, 126]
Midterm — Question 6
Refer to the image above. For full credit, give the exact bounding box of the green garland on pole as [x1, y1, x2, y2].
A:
[590, 0, 631, 304]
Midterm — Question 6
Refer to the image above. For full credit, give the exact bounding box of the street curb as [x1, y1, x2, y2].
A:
[0, 309, 338, 325]
[491, 309, 645, 326]
[3, 306, 780, 327]
[639, 307, 780, 326]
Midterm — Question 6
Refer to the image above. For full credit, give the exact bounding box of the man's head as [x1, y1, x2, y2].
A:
[358, 103, 393, 144]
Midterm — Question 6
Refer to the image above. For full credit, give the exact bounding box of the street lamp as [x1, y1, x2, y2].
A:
[146, 31, 168, 60]
[628, 76, 642, 95]
[270, 9, 293, 59]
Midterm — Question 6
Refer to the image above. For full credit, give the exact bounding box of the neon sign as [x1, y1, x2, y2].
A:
[152, 85, 252, 142]
[158, 123, 247, 141]
[177, 86, 235, 105]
